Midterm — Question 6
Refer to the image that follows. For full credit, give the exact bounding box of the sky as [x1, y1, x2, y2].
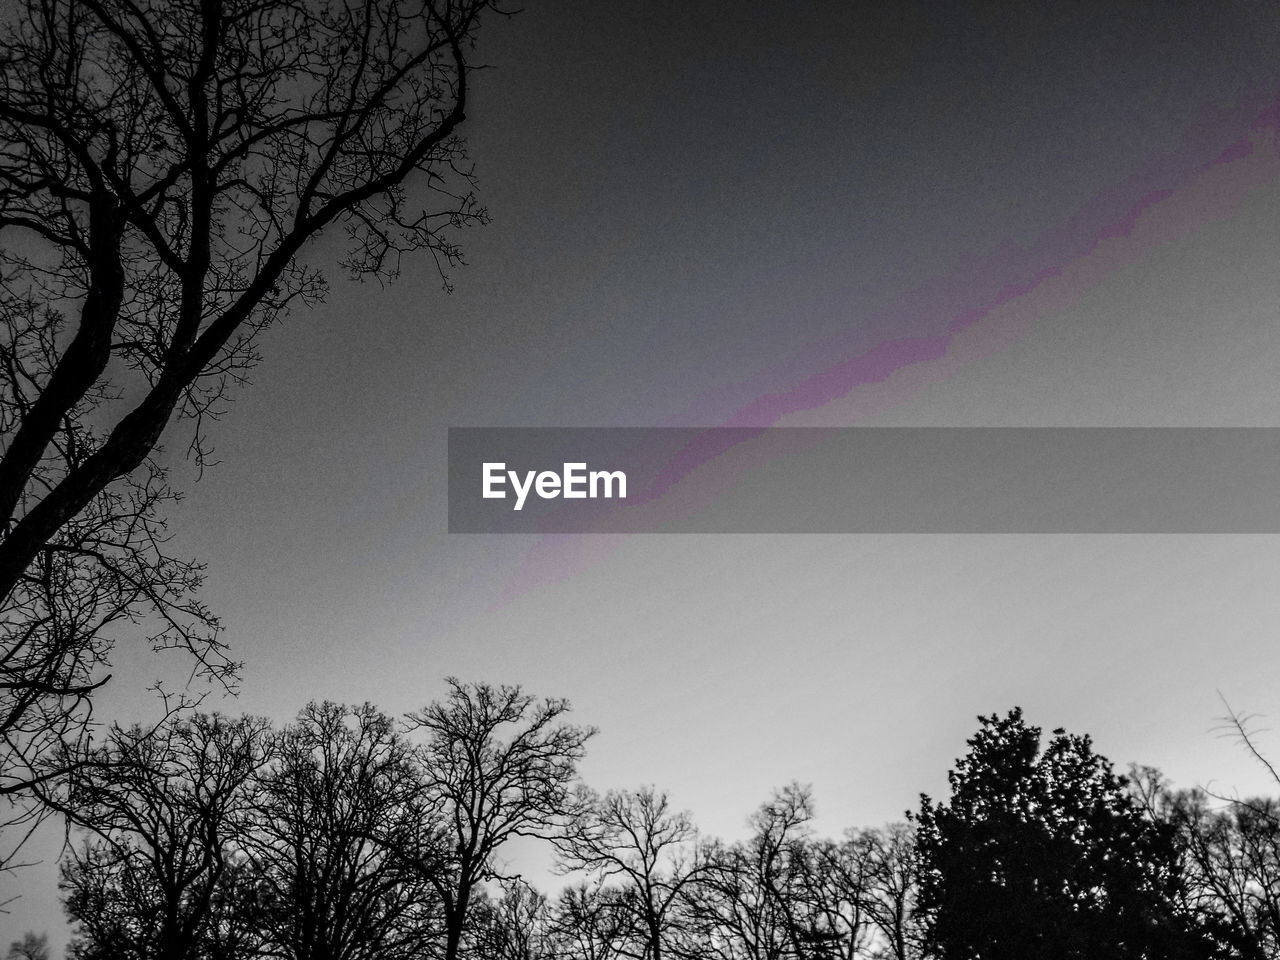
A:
[8, 0, 1280, 944]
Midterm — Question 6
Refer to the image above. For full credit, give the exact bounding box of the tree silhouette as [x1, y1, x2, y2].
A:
[548, 883, 639, 960]
[243, 702, 441, 960]
[1135, 696, 1280, 960]
[468, 878, 557, 960]
[58, 712, 273, 960]
[408, 678, 596, 960]
[556, 785, 703, 960]
[1160, 787, 1280, 960]
[0, 0, 498, 834]
[809, 823, 923, 960]
[50, 694, 1280, 959]
[914, 708, 1218, 960]
[4, 933, 49, 960]
[684, 784, 824, 960]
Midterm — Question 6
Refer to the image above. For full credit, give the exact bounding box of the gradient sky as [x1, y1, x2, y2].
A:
[8, 0, 1280, 943]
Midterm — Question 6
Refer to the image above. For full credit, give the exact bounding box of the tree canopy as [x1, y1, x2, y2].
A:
[0, 0, 498, 849]
[914, 707, 1219, 960]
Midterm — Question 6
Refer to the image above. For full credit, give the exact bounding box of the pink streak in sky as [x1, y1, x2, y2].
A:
[493, 90, 1280, 606]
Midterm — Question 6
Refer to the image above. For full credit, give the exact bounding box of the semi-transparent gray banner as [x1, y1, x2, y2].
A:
[447, 428, 1280, 533]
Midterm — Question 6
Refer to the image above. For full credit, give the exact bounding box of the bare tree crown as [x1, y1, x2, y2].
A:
[0, 0, 496, 818]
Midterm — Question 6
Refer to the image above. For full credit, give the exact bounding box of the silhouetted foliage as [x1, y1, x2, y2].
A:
[55, 693, 1280, 960]
[914, 708, 1219, 960]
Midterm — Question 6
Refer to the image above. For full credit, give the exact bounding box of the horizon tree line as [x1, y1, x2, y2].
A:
[13, 683, 1279, 960]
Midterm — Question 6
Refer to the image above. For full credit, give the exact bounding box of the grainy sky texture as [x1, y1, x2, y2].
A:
[7, 0, 1280, 944]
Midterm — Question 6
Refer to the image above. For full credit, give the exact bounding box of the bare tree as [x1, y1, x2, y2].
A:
[4, 933, 49, 960]
[549, 883, 640, 960]
[804, 825, 922, 960]
[243, 701, 442, 960]
[556, 785, 703, 960]
[683, 784, 822, 960]
[57, 712, 273, 960]
[855, 824, 922, 960]
[1139, 697, 1280, 960]
[468, 878, 557, 960]
[1159, 787, 1279, 960]
[676, 785, 918, 960]
[0, 0, 499, 842]
[407, 678, 596, 960]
